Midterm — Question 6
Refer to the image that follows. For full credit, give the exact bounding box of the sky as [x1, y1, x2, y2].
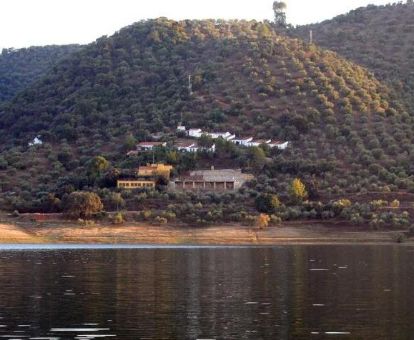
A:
[0, 0, 393, 49]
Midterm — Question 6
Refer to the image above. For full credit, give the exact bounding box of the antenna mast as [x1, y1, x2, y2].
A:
[188, 75, 193, 96]
[309, 30, 313, 44]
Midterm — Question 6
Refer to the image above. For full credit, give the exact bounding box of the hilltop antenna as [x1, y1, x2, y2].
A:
[188, 75, 193, 96]
[309, 30, 313, 44]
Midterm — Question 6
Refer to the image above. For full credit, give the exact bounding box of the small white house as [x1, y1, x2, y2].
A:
[188, 128, 203, 138]
[136, 142, 167, 151]
[176, 141, 199, 153]
[207, 132, 235, 141]
[248, 139, 272, 147]
[28, 136, 43, 147]
[177, 125, 186, 132]
[175, 140, 216, 153]
[268, 141, 290, 150]
[231, 137, 253, 146]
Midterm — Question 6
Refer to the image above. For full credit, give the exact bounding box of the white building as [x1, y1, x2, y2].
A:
[207, 132, 235, 141]
[268, 141, 289, 150]
[136, 142, 167, 151]
[231, 137, 253, 146]
[188, 128, 203, 138]
[176, 141, 199, 153]
[175, 140, 215, 153]
[177, 125, 186, 132]
[248, 139, 272, 147]
[28, 136, 43, 147]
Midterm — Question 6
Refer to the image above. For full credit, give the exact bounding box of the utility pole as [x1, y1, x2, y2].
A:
[309, 30, 313, 44]
[188, 75, 193, 96]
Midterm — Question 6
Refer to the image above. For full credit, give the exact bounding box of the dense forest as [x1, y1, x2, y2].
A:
[293, 1, 414, 112]
[0, 18, 412, 228]
[0, 45, 82, 105]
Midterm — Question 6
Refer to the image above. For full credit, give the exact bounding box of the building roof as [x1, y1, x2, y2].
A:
[139, 163, 172, 171]
[137, 141, 165, 147]
[233, 136, 253, 141]
[177, 169, 254, 183]
[251, 139, 270, 144]
[175, 140, 198, 148]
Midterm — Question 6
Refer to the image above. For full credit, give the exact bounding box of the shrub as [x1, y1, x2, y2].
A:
[390, 199, 400, 208]
[370, 200, 388, 209]
[255, 194, 281, 213]
[256, 214, 270, 229]
[270, 214, 282, 226]
[154, 216, 168, 225]
[112, 212, 124, 224]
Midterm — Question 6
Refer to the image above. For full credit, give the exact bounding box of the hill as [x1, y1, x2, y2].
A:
[0, 45, 82, 104]
[0, 19, 405, 143]
[293, 2, 414, 111]
[0, 19, 412, 226]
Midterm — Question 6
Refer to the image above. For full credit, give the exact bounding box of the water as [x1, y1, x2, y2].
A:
[0, 245, 413, 339]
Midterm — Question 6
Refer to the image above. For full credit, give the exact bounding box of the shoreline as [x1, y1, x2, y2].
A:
[0, 219, 411, 245]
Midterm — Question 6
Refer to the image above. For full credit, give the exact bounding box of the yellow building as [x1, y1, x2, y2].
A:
[117, 180, 156, 190]
[137, 163, 173, 179]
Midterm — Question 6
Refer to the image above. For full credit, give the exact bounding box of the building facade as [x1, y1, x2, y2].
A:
[137, 163, 173, 179]
[117, 180, 156, 189]
[170, 169, 254, 192]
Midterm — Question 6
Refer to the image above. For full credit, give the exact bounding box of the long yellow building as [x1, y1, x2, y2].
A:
[117, 180, 156, 189]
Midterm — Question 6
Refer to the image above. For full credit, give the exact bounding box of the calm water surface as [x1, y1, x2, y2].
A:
[0, 245, 413, 339]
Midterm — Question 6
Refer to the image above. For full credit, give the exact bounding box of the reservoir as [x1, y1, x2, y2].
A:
[0, 245, 412, 339]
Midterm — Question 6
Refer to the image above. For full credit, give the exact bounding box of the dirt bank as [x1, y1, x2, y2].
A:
[0, 219, 410, 245]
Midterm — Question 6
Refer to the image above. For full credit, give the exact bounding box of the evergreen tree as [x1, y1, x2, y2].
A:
[273, 1, 287, 28]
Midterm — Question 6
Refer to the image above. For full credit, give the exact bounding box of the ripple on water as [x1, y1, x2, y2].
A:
[50, 328, 110, 332]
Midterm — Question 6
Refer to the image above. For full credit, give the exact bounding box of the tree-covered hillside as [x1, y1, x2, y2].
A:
[0, 19, 413, 225]
[0, 19, 404, 144]
[293, 1, 414, 111]
[0, 45, 82, 104]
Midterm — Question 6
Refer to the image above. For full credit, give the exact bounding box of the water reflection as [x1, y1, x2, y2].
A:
[0, 246, 413, 339]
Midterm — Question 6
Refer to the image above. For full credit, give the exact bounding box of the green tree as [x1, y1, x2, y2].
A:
[289, 178, 308, 203]
[273, 1, 287, 27]
[88, 156, 110, 178]
[123, 134, 136, 151]
[255, 194, 281, 213]
[109, 192, 125, 211]
[247, 147, 267, 171]
[63, 191, 103, 218]
[198, 134, 214, 148]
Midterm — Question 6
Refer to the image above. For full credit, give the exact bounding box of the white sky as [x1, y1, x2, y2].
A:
[0, 0, 393, 49]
